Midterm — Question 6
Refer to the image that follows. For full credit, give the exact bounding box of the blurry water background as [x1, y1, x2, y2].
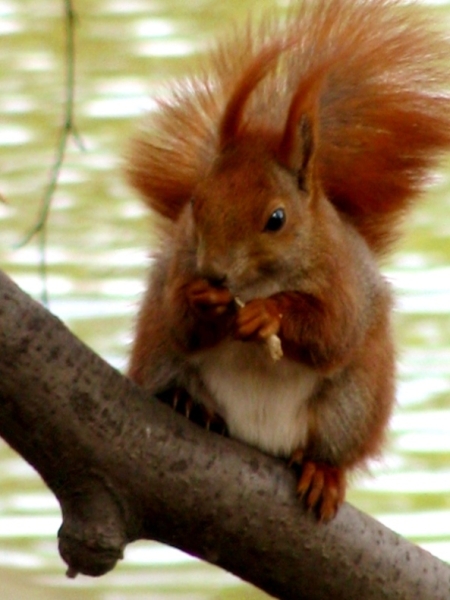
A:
[1, 0, 450, 598]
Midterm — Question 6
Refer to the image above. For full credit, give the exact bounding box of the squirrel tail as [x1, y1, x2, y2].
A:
[126, 0, 450, 254]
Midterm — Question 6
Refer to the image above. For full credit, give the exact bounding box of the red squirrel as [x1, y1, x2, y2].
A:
[126, 0, 450, 520]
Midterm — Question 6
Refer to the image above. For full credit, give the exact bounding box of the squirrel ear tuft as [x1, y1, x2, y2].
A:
[219, 41, 290, 151]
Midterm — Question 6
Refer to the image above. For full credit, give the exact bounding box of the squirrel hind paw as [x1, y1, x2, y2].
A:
[158, 388, 228, 435]
[292, 458, 346, 522]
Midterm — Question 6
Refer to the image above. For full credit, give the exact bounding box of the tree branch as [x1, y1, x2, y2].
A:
[0, 269, 449, 599]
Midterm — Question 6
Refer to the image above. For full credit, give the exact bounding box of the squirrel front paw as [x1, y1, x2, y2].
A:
[235, 297, 282, 341]
[187, 278, 234, 319]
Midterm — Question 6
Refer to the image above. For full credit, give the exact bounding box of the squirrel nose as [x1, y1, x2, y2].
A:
[207, 274, 227, 287]
[202, 270, 227, 287]
[198, 262, 227, 287]
[197, 245, 228, 286]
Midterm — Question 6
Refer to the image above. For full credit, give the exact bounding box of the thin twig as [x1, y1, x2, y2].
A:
[18, 0, 82, 304]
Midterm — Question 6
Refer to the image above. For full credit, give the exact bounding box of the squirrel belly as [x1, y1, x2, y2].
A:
[188, 340, 319, 457]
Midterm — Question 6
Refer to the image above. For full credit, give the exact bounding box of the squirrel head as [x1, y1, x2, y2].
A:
[190, 128, 322, 301]
[189, 46, 328, 301]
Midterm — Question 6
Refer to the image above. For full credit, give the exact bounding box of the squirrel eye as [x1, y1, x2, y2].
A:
[265, 208, 286, 232]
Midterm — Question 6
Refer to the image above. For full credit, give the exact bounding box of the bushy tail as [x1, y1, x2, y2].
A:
[126, 0, 450, 254]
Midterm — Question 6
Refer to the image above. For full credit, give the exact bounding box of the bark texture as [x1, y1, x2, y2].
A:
[0, 269, 449, 599]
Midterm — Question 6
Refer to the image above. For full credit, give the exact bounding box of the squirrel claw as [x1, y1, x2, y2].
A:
[159, 388, 228, 435]
[290, 454, 346, 521]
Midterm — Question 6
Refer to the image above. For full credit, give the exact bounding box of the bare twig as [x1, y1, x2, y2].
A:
[18, 0, 83, 305]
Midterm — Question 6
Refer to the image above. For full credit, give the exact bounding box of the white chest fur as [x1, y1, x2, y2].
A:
[190, 340, 319, 457]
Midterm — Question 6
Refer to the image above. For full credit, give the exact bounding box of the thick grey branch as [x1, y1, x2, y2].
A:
[0, 269, 448, 599]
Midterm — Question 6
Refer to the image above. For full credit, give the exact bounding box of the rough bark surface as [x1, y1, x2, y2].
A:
[0, 269, 449, 599]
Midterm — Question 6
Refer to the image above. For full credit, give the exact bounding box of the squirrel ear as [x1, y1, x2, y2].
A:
[278, 72, 324, 192]
[278, 113, 316, 191]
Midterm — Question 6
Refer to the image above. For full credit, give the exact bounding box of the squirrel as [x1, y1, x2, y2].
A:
[125, 0, 450, 520]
